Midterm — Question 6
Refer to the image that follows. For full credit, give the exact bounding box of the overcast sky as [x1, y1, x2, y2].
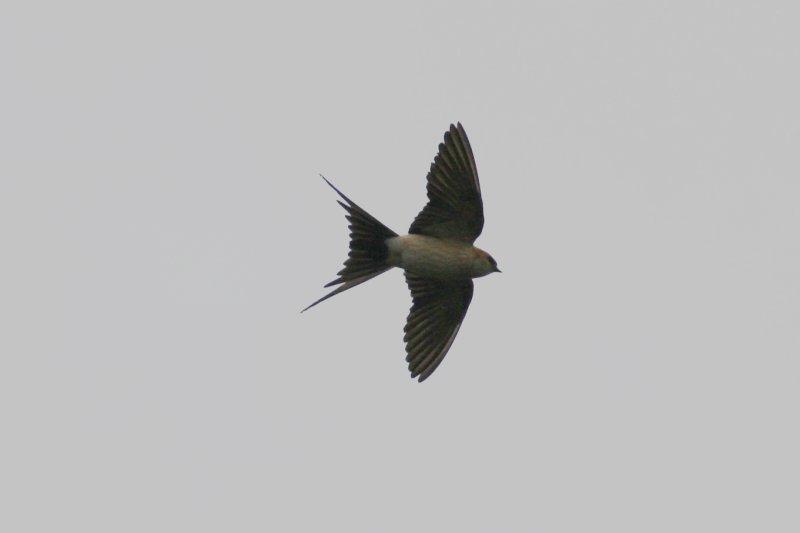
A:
[2, 2, 799, 532]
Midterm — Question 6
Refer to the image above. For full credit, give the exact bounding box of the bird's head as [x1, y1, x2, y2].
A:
[471, 248, 501, 277]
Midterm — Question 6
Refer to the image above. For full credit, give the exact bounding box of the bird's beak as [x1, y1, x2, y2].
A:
[494, 266, 502, 273]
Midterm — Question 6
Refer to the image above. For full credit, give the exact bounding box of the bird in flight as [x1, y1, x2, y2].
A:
[303, 123, 500, 382]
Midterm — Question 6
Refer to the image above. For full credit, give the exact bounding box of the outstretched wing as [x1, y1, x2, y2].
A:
[409, 123, 484, 243]
[403, 273, 474, 382]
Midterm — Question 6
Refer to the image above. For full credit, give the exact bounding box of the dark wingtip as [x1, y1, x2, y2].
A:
[409, 367, 431, 383]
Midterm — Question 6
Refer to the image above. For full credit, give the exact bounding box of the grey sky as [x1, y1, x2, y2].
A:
[2, 2, 799, 532]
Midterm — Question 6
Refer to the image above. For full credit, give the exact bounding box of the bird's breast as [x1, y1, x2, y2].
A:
[387, 235, 475, 279]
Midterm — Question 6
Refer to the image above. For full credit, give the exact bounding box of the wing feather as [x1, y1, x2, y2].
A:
[409, 123, 484, 243]
[403, 274, 474, 381]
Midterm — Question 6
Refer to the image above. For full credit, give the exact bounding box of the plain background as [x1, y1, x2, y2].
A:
[2, 1, 798, 531]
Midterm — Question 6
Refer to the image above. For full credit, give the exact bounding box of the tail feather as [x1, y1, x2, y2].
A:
[302, 176, 398, 312]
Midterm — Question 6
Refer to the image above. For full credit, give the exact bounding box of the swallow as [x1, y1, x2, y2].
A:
[303, 123, 500, 381]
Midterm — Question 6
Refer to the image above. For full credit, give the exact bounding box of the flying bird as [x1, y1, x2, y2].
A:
[303, 123, 500, 381]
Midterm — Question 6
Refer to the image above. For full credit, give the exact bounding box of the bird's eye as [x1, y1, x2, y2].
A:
[488, 256, 496, 266]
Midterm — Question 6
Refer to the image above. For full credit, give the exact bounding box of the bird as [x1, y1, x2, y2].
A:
[303, 123, 500, 382]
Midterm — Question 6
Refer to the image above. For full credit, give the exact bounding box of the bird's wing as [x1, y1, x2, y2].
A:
[403, 273, 474, 381]
[408, 123, 484, 243]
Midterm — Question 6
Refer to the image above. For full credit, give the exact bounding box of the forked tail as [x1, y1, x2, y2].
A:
[302, 176, 398, 312]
